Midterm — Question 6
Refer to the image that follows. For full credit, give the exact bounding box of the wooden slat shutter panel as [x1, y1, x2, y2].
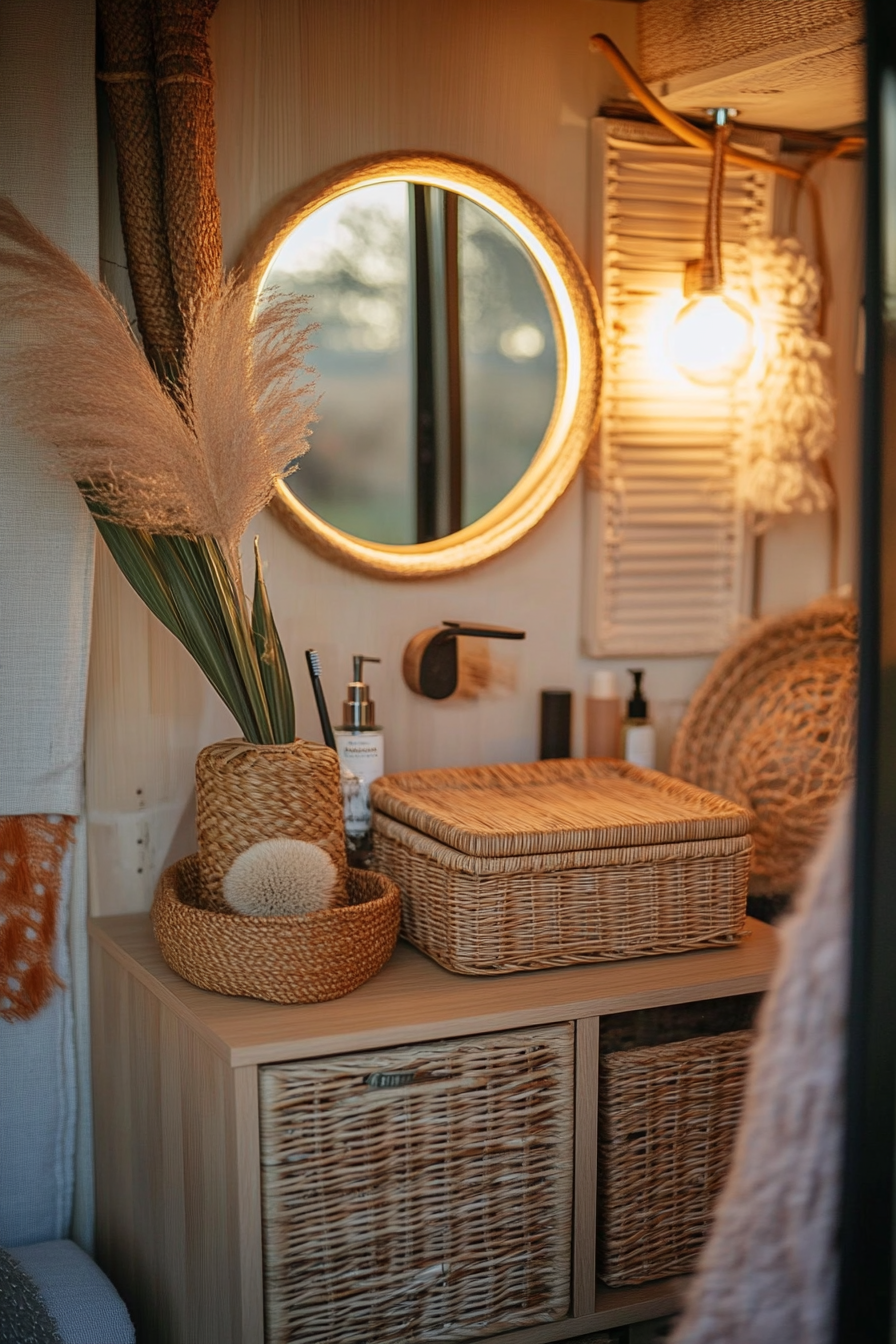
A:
[583, 118, 780, 657]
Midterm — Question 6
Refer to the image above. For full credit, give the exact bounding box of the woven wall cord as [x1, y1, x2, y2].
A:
[96, 0, 223, 378]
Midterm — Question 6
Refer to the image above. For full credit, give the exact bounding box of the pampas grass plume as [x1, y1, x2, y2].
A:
[223, 839, 340, 917]
[0, 196, 317, 581]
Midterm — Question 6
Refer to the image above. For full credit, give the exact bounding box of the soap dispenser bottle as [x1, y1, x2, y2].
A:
[622, 669, 656, 770]
[334, 656, 384, 865]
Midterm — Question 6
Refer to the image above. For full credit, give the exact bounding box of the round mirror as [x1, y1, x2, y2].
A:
[243, 152, 602, 578]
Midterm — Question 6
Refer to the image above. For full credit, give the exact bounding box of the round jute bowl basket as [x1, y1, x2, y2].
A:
[670, 596, 857, 896]
[152, 856, 401, 1004]
[195, 738, 348, 910]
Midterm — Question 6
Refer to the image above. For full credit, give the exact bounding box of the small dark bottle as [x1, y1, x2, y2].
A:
[540, 689, 572, 759]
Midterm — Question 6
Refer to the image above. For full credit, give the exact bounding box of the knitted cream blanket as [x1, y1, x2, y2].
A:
[672, 791, 851, 1344]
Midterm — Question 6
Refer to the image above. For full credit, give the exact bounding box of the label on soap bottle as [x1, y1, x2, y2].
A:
[623, 723, 656, 770]
[334, 729, 385, 836]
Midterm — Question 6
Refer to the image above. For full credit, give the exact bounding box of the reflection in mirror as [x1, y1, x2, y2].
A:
[261, 182, 558, 545]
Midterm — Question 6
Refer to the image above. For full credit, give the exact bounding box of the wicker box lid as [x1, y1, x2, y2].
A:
[369, 759, 751, 860]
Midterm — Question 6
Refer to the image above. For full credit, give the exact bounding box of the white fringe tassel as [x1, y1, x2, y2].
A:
[738, 236, 835, 524]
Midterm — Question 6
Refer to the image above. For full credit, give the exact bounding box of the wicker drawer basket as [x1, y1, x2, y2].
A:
[371, 759, 752, 975]
[259, 1025, 574, 1344]
[597, 997, 758, 1286]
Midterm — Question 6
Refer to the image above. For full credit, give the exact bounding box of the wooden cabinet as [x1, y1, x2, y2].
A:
[88, 916, 777, 1344]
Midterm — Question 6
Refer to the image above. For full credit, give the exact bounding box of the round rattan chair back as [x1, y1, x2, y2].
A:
[670, 597, 857, 895]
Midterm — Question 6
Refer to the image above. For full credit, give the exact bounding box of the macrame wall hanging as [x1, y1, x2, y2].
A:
[738, 235, 835, 522]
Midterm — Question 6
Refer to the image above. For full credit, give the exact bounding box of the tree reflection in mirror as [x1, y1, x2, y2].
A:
[261, 181, 558, 545]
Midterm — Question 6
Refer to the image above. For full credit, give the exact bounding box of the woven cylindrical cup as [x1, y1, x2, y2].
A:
[196, 738, 348, 909]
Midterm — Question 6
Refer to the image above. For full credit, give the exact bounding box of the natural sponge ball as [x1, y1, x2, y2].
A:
[222, 839, 341, 917]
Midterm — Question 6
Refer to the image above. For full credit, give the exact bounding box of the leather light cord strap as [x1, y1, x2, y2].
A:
[589, 33, 865, 338]
[699, 117, 731, 293]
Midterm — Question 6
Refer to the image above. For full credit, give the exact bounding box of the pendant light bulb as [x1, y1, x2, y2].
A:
[668, 108, 755, 386]
[669, 291, 755, 386]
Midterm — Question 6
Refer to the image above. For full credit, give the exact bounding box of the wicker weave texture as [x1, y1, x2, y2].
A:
[370, 758, 750, 859]
[637, 0, 863, 85]
[195, 737, 347, 908]
[670, 598, 856, 895]
[152, 858, 399, 1003]
[597, 1030, 753, 1286]
[373, 816, 750, 975]
[97, 0, 184, 368]
[259, 1025, 574, 1343]
[152, 0, 222, 318]
[97, 0, 223, 374]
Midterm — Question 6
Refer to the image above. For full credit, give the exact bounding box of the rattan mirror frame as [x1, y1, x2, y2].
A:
[241, 151, 603, 579]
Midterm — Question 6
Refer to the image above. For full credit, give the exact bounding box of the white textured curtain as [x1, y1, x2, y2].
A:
[0, 0, 98, 1248]
[0, 0, 97, 816]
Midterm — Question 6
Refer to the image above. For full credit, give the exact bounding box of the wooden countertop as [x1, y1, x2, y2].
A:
[89, 915, 777, 1068]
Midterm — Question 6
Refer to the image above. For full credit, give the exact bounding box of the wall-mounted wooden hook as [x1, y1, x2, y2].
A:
[402, 621, 526, 700]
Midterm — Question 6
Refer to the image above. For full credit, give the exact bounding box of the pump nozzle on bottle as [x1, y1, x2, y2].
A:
[343, 656, 380, 730]
[622, 668, 656, 769]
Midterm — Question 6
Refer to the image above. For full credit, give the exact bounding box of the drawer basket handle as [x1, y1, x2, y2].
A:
[365, 1070, 418, 1088]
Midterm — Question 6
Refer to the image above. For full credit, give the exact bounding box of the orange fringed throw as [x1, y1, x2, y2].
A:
[0, 815, 75, 1022]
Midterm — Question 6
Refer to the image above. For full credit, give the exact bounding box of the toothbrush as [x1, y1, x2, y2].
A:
[305, 649, 337, 751]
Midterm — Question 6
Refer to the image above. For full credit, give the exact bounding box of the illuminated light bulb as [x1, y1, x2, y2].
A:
[668, 291, 755, 386]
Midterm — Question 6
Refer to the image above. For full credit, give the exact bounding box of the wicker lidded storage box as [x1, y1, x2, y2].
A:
[371, 758, 752, 975]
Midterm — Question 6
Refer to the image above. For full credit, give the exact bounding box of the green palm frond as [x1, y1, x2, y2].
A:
[92, 506, 295, 745]
[252, 537, 295, 744]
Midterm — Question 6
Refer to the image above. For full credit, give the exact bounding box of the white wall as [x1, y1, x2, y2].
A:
[764, 154, 865, 608]
[86, 0, 863, 915]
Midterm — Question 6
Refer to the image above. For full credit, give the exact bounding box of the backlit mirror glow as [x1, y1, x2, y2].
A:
[260, 181, 558, 545]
